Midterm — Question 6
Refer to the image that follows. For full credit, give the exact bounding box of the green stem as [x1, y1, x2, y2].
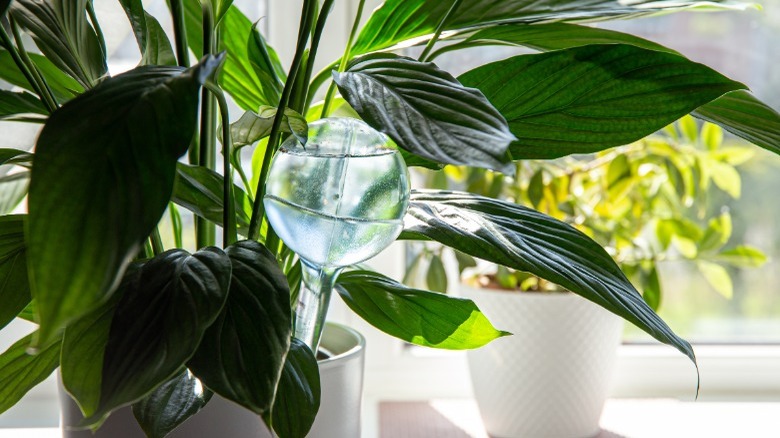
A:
[207, 83, 238, 247]
[320, 0, 366, 118]
[143, 240, 155, 259]
[170, 0, 191, 67]
[86, 1, 107, 62]
[150, 228, 164, 255]
[295, 0, 335, 113]
[169, 203, 183, 249]
[248, 0, 318, 241]
[1, 20, 56, 112]
[418, 0, 464, 62]
[232, 150, 254, 199]
[196, 1, 216, 249]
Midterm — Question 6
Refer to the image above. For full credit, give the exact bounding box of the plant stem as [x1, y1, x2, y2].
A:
[207, 83, 238, 247]
[169, 203, 183, 248]
[170, 0, 191, 67]
[196, 1, 216, 249]
[0, 20, 57, 112]
[293, 0, 334, 113]
[150, 228, 164, 255]
[418, 0, 464, 62]
[86, 1, 107, 62]
[232, 150, 254, 199]
[248, 0, 318, 242]
[320, 0, 366, 118]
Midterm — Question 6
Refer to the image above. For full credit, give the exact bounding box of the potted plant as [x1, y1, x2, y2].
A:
[0, 1, 778, 438]
[409, 117, 767, 437]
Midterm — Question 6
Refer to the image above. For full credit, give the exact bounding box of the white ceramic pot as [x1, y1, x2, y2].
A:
[462, 285, 623, 438]
[61, 323, 365, 438]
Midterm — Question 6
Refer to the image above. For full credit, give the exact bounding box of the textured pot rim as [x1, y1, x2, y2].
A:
[319, 322, 365, 369]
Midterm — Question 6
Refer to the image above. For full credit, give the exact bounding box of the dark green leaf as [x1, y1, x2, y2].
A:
[334, 54, 515, 173]
[231, 106, 308, 148]
[353, 0, 748, 55]
[27, 57, 223, 346]
[693, 90, 780, 156]
[451, 22, 678, 55]
[0, 90, 47, 121]
[10, 0, 107, 88]
[337, 269, 509, 349]
[182, 1, 280, 109]
[118, 0, 177, 66]
[83, 247, 231, 425]
[426, 255, 448, 293]
[172, 163, 253, 235]
[188, 240, 292, 415]
[640, 263, 661, 311]
[0, 50, 82, 102]
[459, 44, 745, 159]
[527, 168, 544, 208]
[400, 190, 696, 364]
[0, 172, 29, 214]
[60, 292, 121, 418]
[0, 215, 29, 330]
[271, 338, 320, 438]
[0, 149, 32, 167]
[0, 331, 60, 415]
[0, 0, 10, 18]
[133, 369, 213, 438]
[247, 21, 284, 105]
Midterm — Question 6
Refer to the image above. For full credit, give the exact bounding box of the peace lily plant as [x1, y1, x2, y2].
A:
[0, 1, 778, 438]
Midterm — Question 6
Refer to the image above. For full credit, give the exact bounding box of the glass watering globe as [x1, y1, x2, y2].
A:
[264, 118, 410, 352]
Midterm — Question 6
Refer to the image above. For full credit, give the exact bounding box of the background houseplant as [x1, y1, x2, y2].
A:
[406, 117, 767, 437]
[0, 1, 778, 438]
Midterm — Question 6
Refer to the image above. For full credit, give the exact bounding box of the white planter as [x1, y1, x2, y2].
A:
[462, 285, 623, 438]
[61, 323, 365, 438]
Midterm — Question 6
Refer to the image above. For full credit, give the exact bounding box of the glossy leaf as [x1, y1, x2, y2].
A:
[188, 240, 292, 415]
[459, 44, 745, 159]
[337, 269, 509, 349]
[172, 163, 253, 235]
[27, 57, 223, 346]
[118, 0, 176, 66]
[10, 0, 107, 88]
[0, 50, 82, 103]
[133, 369, 213, 438]
[693, 90, 780, 156]
[271, 338, 320, 438]
[353, 0, 749, 55]
[0, 332, 60, 415]
[0, 89, 47, 121]
[84, 247, 231, 425]
[334, 54, 515, 173]
[231, 106, 307, 147]
[0, 215, 29, 330]
[400, 190, 696, 364]
[182, 1, 279, 109]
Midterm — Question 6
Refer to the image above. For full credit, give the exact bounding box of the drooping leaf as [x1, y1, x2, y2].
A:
[693, 90, 780, 156]
[0, 50, 82, 103]
[400, 190, 696, 364]
[0, 332, 60, 415]
[337, 269, 509, 349]
[181, 1, 280, 109]
[459, 44, 745, 159]
[82, 247, 231, 425]
[270, 338, 320, 438]
[133, 369, 214, 438]
[188, 240, 292, 416]
[231, 106, 308, 147]
[172, 163, 253, 235]
[353, 0, 751, 55]
[334, 54, 515, 173]
[0, 89, 47, 121]
[0, 172, 29, 214]
[0, 215, 29, 330]
[10, 0, 107, 88]
[118, 0, 176, 66]
[27, 56, 223, 346]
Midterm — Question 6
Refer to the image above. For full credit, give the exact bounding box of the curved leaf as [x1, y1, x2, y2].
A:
[133, 369, 213, 438]
[353, 0, 751, 55]
[0, 172, 28, 214]
[334, 54, 515, 173]
[400, 190, 696, 365]
[0, 331, 60, 415]
[188, 240, 292, 415]
[270, 338, 320, 438]
[0, 90, 47, 121]
[0, 215, 29, 330]
[118, 0, 176, 66]
[83, 247, 231, 425]
[337, 269, 509, 349]
[693, 90, 780, 156]
[10, 0, 107, 88]
[231, 106, 307, 147]
[0, 50, 82, 103]
[27, 56, 223, 346]
[458, 44, 745, 159]
[0, 149, 32, 167]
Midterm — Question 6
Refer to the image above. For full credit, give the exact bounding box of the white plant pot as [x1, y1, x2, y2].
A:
[462, 285, 623, 438]
[61, 323, 365, 438]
